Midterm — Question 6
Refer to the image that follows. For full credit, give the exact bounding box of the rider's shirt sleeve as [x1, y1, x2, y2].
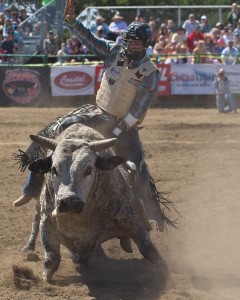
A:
[66, 19, 114, 60]
[130, 70, 159, 120]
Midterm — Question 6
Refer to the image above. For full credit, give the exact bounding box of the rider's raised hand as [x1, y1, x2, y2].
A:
[64, 0, 76, 22]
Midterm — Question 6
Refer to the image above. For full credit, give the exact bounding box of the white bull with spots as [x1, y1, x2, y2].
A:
[28, 123, 167, 282]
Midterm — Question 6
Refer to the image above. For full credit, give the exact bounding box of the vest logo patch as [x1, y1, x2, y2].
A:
[111, 68, 121, 76]
[128, 78, 142, 87]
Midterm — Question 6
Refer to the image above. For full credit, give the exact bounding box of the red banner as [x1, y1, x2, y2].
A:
[155, 64, 171, 96]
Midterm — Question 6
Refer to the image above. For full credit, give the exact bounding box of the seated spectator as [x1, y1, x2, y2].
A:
[1, 33, 17, 62]
[56, 42, 69, 64]
[233, 19, 240, 35]
[95, 25, 105, 39]
[18, 8, 33, 36]
[89, 15, 109, 39]
[171, 26, 186, 44]
[192, 40, 213, 63]
[152, 38, 168, 63]
[3, 9, 13, 22]
[166, 19, 176, 34]
[3, 17, 13, 36]
[221, 39, 239, 64]
[175, 43, 191, 64]
[223, 24, 234, 45]
[215, 22, 224, 38]
[187, 25, 205, 52]
[43, 30, 59, 62]
[108, 13, 127, 41]
[164, 42, 178, 64]
[10, 11, 20, 29]
[135, 14, 144, 23]
[199, 15, 212, 33]
[227, 3, 240, 29]
[204, 33, 215, 54]
[148, 16, 159, 47]
[7, 26, 22, 51]
[182, 13, 200, 37]
[0, 0, 7, 13]
[159, 23, 171, 43]
[233, 31, 240, 50]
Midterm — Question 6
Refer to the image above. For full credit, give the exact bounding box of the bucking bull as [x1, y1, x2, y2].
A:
[13, 106, 176, 282]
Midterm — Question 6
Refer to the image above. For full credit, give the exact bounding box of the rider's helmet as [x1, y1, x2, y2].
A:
[122, 22, 152, 59]
[122, 22, 152, 47]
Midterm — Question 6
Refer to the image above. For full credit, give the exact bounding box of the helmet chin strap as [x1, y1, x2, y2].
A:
[120, 45, 146, 60]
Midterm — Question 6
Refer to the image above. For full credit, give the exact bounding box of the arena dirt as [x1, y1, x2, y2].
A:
[0, 107, 240, 300]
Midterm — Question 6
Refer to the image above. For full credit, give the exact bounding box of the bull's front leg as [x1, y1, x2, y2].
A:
[132, 226, 168, 271]
[22, 199, 40, 254]
[40, 214, 61, 282]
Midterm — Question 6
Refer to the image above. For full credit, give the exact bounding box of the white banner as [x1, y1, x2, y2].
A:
[170, 65, 240, 95]
[50, 65, 96, 96]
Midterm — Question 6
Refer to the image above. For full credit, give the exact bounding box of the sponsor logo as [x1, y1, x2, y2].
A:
[110, 67, 121, 76]
[54, 71, 93, 90]
[3, 69, 41, 104]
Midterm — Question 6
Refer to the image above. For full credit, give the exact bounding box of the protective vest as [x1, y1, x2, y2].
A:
[96, 52, 158, 119]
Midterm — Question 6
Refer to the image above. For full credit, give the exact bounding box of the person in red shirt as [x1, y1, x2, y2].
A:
[187, 25, 204, 52]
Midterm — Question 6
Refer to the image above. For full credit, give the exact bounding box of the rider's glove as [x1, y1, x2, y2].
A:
[112, 113, 138, 137]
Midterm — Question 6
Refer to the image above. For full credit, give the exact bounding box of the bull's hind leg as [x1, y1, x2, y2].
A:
[40, 215, 61, 282]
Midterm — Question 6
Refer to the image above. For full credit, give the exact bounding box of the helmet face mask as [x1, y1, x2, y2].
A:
[122, 22, 152, 59]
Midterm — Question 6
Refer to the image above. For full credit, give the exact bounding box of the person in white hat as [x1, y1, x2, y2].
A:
[108, 12, 127, 41]
[199, 15, 212, 33]
[213, 68, 237, 113]
[221, 38, 239, 64]
[89, 15, 109, 38]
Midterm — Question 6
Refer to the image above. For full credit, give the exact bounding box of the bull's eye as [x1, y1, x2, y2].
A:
[52, 166, 58, 177]
[84, 166, 92, 176]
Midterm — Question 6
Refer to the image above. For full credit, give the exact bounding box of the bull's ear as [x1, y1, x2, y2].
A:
[28, 157, 52, 174]
[95, 155, 124, 170]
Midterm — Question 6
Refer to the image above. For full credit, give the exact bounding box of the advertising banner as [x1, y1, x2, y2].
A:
[155, 64, 171, 96]
[170, 64, 240, 95]
[50, 65, 96, 96]
[0, 67, 50, 106]
[170, 64, 216, 95]
[95, 64, 104, 93]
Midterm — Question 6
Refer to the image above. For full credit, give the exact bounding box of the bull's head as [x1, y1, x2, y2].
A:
[28, 134, 124, 216]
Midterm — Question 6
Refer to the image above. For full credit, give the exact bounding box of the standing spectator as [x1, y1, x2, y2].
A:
[221, 39, 238, 65]
[227, 3, 240, 29]
[43, 30, 59, 63]
[108, 13, 127, 41]
[199, 15, 212, 33]
[213, 68, 237, 113]
[89, 15, 109, 38]
[182, 13, 200, 37]
[187, 25, 204, 52]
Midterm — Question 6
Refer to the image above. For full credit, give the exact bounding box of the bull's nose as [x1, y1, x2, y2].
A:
[57, 197, 84, 214]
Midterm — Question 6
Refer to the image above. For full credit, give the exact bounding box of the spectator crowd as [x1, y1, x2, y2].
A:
[1, 1, 240, 65]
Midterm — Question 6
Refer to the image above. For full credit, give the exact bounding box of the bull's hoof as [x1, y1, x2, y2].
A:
[120, 237, 133, 253]
[13, 194, 32, 206]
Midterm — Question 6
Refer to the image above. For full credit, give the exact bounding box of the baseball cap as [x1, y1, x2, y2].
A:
[201, 15, 207, 20]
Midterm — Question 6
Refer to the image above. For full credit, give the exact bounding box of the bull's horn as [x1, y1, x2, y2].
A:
[89, 138, 117, 152]
[29, 134, 57, 150]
